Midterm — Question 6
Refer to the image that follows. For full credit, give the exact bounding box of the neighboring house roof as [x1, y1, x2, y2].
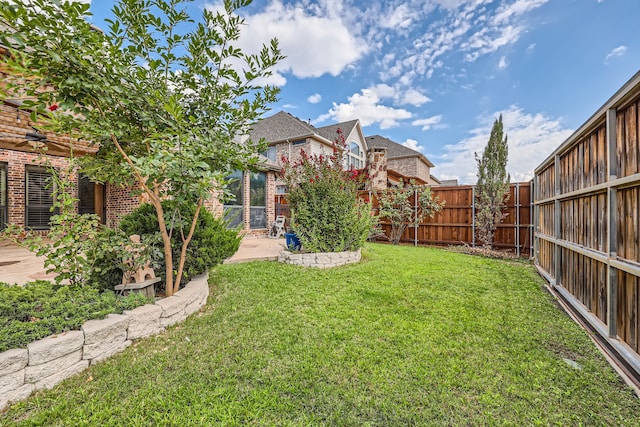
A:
[315, 119, 359, 143]
[248, 111, 363, 149]
[248, 111, 318, 144]
[365, 135, 435, 168]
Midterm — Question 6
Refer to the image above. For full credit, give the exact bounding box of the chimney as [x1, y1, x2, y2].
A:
[367, 147, 387, 190]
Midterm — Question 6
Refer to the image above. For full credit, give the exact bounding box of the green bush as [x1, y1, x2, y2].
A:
[119, 201, 241, 288]
[85, 227, 152, 292]
[0, 281, 150, 352]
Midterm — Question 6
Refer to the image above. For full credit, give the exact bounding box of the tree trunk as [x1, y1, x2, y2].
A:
[173, 200, 203, 295]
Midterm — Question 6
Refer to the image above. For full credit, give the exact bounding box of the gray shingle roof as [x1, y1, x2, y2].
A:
[365, 135, 434, 167]
[316, 119, 359, 143]
[248, 111, 317, 144]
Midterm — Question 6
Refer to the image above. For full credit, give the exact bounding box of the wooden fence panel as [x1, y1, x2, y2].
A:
[617, 186, 640, 264]
[618, 270, 640, 354]
[277, 183, 532, 254]
[537, 164, 555, 201]
[534, 75, 640, 373]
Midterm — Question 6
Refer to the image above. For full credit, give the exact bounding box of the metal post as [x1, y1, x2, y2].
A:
[554, 154, 562, 287]
[516, 182, 521, 257]
[471, 185, 476, 248]
[530, 179, 535, 259]
[414, 189, 418, 247]
[606, 108, 618, 338]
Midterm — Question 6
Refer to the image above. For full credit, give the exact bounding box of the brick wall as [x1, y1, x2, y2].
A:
[387, 157, 431, 183]
[105, 184, 141, 228]
[0, 149, 74, 229]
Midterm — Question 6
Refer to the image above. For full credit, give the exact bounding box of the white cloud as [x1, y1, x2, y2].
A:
[498, 55, 507, 69]
[206, 0, 369, 84]
[400, 89, 431, 106]
[317, 84, 412, 129]
[412, 115, 443, 131]
[434, 105, 573, 184]
[493, 0, 548, 25]
[402, 138, 424, 152]
[307, 93, 322, 104]
[463, 25, 524, 62]
[605, 45, 627, 63]
[380, 4, 413, 29]
[381, 0, 548, 84]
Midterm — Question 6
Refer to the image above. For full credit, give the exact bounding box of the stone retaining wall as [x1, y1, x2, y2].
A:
[278, 249, 361, 268]
[0, 273, 209, 411]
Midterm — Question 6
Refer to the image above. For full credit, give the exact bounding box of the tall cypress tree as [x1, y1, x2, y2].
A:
[475, 115, 510, 248]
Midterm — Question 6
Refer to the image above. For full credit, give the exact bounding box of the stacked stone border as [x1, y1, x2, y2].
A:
[278, 249, 361, 268]
[0, 273, 209, 411]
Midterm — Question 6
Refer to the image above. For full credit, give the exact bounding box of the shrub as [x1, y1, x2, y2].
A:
[119, 201, 241, 288]
[282, 130, 376, 253]
[0, 281, 150, 352]
[377, 180, 444, 245]
[85, 227, 153, 292]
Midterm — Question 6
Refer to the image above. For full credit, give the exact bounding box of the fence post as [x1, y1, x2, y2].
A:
[530, 179, 535, 258]
[515, 182, 521, 257]
[606, 108, 618, 338]
[554, 154, 562, 287]
[414, 189, 418, 247]
[471, 185, 476, 248]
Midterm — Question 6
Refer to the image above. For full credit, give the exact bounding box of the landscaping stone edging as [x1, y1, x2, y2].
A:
[278, 248, 361, 268]
[0, 273, 209, 411]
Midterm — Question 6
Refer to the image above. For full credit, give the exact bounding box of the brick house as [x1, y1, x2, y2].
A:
[0, 97, 282, 237]
[0, 100, 110, 232]
[365, 135, 439, 186]
[248, 111, 369, 192]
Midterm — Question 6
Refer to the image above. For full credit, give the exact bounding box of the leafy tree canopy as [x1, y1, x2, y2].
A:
[0, 0, 284, 295]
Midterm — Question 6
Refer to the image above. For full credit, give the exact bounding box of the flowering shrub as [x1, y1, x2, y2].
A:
[377, 180, 444, 245]
[281, 130, 376, 253]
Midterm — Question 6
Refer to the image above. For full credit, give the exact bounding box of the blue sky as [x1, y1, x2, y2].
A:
[88, 0, 640, 184]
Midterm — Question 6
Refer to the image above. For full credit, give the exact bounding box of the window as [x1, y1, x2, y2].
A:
[223, 170, 244, 228]
[276, 185, 288, 195]
[0, 163, 6, 230]
[25, 167, 56, 229]
[346, 142, 364, 169]
[78, 174, 106, 222]
[249, 172, 266, 229]
[264, 146, 277, 162]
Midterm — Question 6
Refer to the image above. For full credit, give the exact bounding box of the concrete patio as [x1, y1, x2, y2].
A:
[0, 237, 286, 286]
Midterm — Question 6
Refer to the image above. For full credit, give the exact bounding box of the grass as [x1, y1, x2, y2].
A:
[2, 243, 639, 426]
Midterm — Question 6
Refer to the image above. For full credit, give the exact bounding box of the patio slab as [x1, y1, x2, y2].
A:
[0, 240, 56, 286]
[224, 237, 286, 264]
[0, 237, 284, 286]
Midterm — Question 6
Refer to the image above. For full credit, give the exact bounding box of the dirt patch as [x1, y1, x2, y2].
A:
[447, 244, 521, 260]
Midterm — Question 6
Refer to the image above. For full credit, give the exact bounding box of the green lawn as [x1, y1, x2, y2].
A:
[2, 244, 639, 426]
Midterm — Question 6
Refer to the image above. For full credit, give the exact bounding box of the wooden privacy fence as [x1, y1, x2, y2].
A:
[534, 70, 640, 376]
[362, 183, 532, 255]
[274, 183, 533, 255]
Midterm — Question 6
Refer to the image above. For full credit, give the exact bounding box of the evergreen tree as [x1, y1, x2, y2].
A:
[475, 115, 510, 248]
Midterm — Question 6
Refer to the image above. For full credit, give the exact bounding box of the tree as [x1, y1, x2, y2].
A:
[474, 114, 510, 248]
[377, 180, 443, 245]
[0, 0, 283, 295]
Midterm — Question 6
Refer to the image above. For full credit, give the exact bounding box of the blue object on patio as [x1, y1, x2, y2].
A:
[284, 233, 301, 250]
